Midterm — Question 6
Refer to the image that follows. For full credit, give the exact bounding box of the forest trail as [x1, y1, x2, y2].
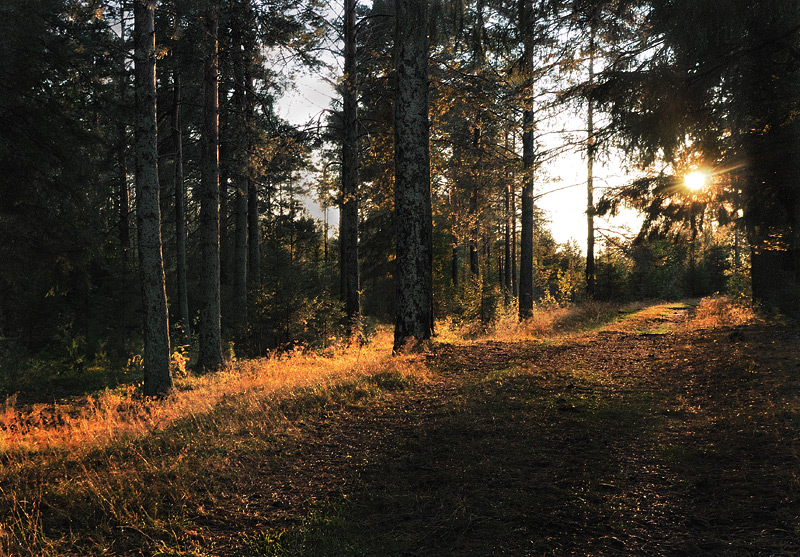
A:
[203, 301, 800, 556]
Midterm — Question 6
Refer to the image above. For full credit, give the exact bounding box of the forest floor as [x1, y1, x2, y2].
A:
[2, 299, 799, 556]
[213, 300, 800, 556]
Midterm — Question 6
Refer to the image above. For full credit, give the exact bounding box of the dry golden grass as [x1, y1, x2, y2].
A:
[0, 328, 439, 556]
[0, 329, 404, 456]
[685, 295, 757, 330]
[486, 301, 626, 342]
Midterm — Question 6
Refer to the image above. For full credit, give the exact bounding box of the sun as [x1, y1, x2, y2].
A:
[684, 171, 708, 192]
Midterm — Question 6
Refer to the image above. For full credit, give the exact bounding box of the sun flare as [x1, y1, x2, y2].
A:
[684, 171, 708, 191]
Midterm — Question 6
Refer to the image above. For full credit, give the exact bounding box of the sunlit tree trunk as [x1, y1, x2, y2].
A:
[393, 0, 433, 351]
[512, 176, 518, 297]
[173, 67, 190, 347]
[340, 0, 360, 335]
[198, 0, 223, 370]
[519, 0, 535, 319]
[133, 0, 171, 395]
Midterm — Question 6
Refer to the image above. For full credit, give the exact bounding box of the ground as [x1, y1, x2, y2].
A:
[195, 302, 800, 556]
[2, 301, 799, 556]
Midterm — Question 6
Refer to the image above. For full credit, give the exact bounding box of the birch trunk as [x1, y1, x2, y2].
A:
[393, 0, 433, 351]
[133, 0, 172, 395]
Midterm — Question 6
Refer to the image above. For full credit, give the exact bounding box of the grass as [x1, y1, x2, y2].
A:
[0, 329, 432, 555]
[1, 297, 797, 555]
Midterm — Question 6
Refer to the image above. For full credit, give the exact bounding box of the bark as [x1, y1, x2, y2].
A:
[469, 188, 480, 277]
[219, 102, 230, 288]
[586, 21, 596, 298]
[173, 68, 190, 347]
[232, 16, 249, 332]
[246, 63, 260, 290]
[117, 2, 130, 349]
[504, 182, 512, 303]
[133, 0, 172, 396]
[117, 3, 130, 260]
[340, 0, 360, 335]
[512, 177, 518, 297]
[451, 239, 459, 287]
[469, 126, 480, 278]
[197, 0, 223, 370]
[393, 0, 433, 351]
[518, 0, 535, 319]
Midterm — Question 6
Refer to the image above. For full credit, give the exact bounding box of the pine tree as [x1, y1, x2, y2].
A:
[197, 0, 224, 370]
[133, 0, 172, 395]
[393, 0, 434, 350]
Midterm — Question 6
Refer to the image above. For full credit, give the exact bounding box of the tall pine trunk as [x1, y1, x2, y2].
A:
[117, 2, 130, 350]
[393, 0, 433, 351]
[246, 59, 260, 291]
[198, 0, 223, 370]
[518, 0, 535, 319]
[117, 2, 130, 260]
[586, 21, 596, 298]
[504, 182, 512, 303]
[340, 0, 361, 335]
[232, 16, 250, 333]
[133, 0, 172, 396]
[173, 68, 190, 347]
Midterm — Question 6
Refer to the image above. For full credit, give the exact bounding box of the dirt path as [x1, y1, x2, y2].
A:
[202, 303, 800, 556]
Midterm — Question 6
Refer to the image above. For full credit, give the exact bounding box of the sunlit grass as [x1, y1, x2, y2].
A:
[0, 329, 404, 455]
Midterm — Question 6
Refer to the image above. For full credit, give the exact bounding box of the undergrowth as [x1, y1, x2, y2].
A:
[0, 329, 429, 556]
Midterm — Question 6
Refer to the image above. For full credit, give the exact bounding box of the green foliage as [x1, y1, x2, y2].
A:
[245, 214, 344, 353]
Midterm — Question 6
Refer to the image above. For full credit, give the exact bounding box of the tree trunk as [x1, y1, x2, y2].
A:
[512, 175, 518, 297]
[340, 0, 360, 335]
[518, 0, 535, 319]
[393, 0, 433, 351]
[219, 100, 230, 289]
[504, 182, 512, 303]
[197, 0, 223, 371]
[133, 0, 172, 396]
[451, 239, 458, 287]
[117, 1, 130, 351]
[118, 3, 130, 260]
[586, 21, 596, 298]
[232, 17, 249, 333]
[173, 68, 190, 347]
[469, 188, 480, 277]
[246, 63, 260, 291]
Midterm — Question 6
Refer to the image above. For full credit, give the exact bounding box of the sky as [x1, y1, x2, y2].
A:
[274, 62, 642, 256]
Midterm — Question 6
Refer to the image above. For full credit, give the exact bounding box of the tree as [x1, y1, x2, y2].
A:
[172, 66, 190, 348]
[197, 0, 224, 370]
[518, 0, 535, 319]
[340, 0, 361, 336]
[596, 0, 800, 312]
[133, 0, 172, 396]
[393, 0, 434, 351]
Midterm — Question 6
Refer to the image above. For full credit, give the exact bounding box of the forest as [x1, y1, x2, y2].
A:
[1, 0, 799, 555]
